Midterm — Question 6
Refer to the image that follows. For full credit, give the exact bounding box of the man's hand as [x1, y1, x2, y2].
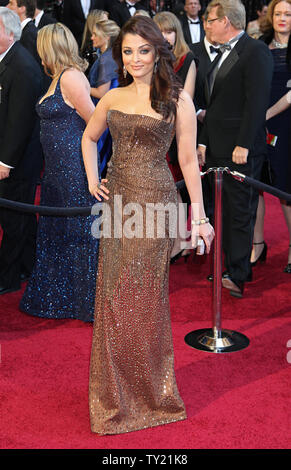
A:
[197, 109, 206, 123]
[197, 145, 206, 166]
[232, 146, 249, 164]
[0, 165, 11, 180]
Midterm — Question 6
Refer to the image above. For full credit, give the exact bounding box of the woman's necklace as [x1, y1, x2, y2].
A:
[271, 38, 288, 49]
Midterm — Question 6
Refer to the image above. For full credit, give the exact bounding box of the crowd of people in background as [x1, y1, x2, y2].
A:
[0, 0, 290, 312]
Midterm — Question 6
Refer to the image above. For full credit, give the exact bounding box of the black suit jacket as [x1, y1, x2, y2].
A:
[200, 33, 273, 159]
[20, 20, 39, 64]
[179, 13, 204, 46]
[190, 40, 213, 141]
[108, 1, 146, 27]
[37, 12, 57, 30]
[62, 0, 101, 47]
[0, 42, 43, 181]
[190, 40, 212, 112]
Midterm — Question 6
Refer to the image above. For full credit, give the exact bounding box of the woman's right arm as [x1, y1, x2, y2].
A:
[81, 90, 115, 200]
[266, 90, 291, 120]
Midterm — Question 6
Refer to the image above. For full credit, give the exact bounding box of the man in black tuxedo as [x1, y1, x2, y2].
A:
[108, 1, 147, 27]
[190, 19, 219, 139]
[197, 0, 273, 297]
[179, 0, 204, 45]
[7, 0, 39, 63]
[34, 0, 56, 29]
[62, 0, 103, 47]
[0, 7, 43, 294]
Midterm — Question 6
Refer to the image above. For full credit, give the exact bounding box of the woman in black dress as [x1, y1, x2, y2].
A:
[251, 0, 291, 274]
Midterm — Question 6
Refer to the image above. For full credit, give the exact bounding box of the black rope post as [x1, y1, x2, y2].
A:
[185, 168, 250, 353]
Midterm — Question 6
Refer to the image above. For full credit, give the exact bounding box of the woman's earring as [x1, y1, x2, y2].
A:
[154, 60, 158, 74]
[123, 65, 127, 78]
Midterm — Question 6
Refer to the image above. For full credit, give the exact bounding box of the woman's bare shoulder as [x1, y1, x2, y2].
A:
[61, 67, 84, 81]
[100, 86, 131, 107]
[60, 68, 88, 89]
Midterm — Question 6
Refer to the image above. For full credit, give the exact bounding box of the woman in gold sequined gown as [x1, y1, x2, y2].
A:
[82, 16, 214, 435]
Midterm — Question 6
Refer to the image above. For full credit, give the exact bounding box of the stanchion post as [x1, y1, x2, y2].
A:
[212, 168, 223, 340]
[184, 167, 250, 353]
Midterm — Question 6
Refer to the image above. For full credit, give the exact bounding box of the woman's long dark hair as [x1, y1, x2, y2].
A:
[112, 16, 182, 120]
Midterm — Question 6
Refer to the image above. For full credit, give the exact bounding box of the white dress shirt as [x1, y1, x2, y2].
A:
[34, 10, 44, 28]
[187, 16, 201, 44]
[21, 17, 33, 29]
[126, 1, 136, 16]
[217, 31, 244, 69]
[80, 0, 90, 18]
[0, 42, 16, 169]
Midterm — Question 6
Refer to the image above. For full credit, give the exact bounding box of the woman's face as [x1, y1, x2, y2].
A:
[258, 5, 268, 17]
[273, 1, 291, 34]
[91, 28, 107, 50]
[161, 29, 176, 48]
[122, 33, 156, 80]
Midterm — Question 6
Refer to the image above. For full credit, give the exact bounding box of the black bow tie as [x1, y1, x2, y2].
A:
[188, 20, 200, 25]
[210, 45, 219, 54]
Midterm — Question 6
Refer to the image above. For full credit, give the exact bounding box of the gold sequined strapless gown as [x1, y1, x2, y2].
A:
[89, 110, 187, 435]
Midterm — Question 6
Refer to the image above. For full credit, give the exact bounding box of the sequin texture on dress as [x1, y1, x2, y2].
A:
[20, 73, 99, 322]
[89, 110, 187, 434]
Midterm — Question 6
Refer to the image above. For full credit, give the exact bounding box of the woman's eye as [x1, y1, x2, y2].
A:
[140, 49, 150, 54]
[123, 50, 132, 55]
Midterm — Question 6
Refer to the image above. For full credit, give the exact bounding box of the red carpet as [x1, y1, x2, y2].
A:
[0, 194, 290, 449]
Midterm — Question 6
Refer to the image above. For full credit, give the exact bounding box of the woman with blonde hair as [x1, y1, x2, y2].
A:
[89, 19, 120, 176]
[20, 23, 99, 322]
[80, 9, 109, 74]
[251, 0, 291, 274]
[89, 19, 120, 100]
[154, 11, 197, 263]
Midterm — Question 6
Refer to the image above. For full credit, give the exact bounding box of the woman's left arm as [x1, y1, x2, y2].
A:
[60, 69, 95, 123]
[176, 90, 214, 252]
[183, 60, 196, 100]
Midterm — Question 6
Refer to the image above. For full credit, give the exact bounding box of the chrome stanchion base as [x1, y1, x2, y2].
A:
[184, 328, 249, 353]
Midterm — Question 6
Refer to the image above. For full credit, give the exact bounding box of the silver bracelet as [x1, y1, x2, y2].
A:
[191, 217, 209, 226]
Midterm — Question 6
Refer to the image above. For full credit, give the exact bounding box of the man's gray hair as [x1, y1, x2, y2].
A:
[206, 0, 246, 30]
[0, 7, 22, 42]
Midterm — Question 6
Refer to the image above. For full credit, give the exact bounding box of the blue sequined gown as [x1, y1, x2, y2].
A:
[20, 73, 98, 322]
